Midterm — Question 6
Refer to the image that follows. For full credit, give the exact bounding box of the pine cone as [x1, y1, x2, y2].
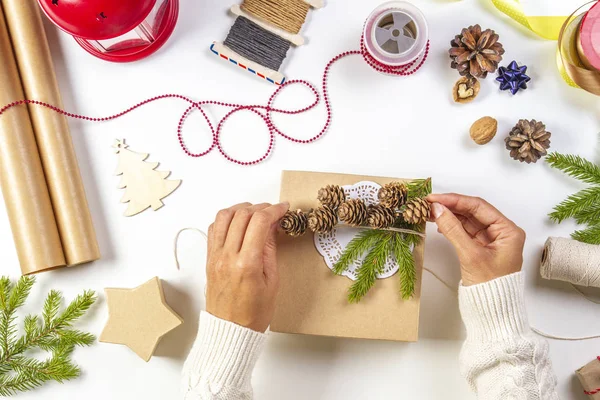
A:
[338, 199, 368, 226]
[449, 24, 504, 80]
[308, 206, 337, 233]
[378, 182, 408, 209]
[402, 198, 431, 224]
[367, 204, 396, 229]
[505, 119, 551, 164]
[280, 210, 308, 237]
[317, 185, 346, 210]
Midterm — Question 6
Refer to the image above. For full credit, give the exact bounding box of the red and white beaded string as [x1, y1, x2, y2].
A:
[0, 4, 429, 166]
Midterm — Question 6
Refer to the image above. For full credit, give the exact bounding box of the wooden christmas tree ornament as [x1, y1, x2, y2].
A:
[114, 139, 181, 217]
[99, 277, 183, 362]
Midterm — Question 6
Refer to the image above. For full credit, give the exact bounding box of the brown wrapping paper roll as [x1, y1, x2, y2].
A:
[2, 0, 99, 266]
[0, 4, 65, 274]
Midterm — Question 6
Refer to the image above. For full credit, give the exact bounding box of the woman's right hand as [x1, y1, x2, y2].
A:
[426, 193, 526, 286]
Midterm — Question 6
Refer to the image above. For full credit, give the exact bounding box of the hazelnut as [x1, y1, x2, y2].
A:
[470, 116, 497, 145]
[452, 77, 480, 104]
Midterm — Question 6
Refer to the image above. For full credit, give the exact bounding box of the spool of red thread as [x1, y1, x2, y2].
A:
[578, 1, 600, 71]
[37, 0, 179, 62]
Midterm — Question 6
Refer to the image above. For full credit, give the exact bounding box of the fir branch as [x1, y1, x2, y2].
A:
[548, 186, 600, 223]
[571, 223, 600, 245]
[332, 229, 382, 275]
[407, 178, 432, 199]
[0, 277, 33, 364]
[546, 152, 600, 185]
[394, 221, 424, 247]
[392, 233, 416, 300]
[347, 232, 392, 303]
[573, 203, 600, 226]
[43, 290, 61, 327]
[0, 277, 95, 397]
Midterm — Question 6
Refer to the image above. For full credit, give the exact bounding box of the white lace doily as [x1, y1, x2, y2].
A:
[314, 181, 401, 281]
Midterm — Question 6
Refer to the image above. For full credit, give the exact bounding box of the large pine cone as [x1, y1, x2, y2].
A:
[505, 119, 551, 164]
[449, 24, 504, 80]
[317, 185, 346, 210]
[402, 198, 431, 224]
[280, 210, 308, 237]
[378, 182, 408, 209]
[338, 199, 368, 227]
[367, 204, 396, 229]
[308, 206, 337, 233]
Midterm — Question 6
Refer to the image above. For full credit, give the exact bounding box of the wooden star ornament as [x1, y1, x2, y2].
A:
[100, 277, 183, 361]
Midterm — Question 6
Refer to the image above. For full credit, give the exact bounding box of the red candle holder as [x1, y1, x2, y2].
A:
[38, 0, 179, 62]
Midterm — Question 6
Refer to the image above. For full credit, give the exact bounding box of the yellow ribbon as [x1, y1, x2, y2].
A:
[491, 0, 568, 40]
[492, 0, 600, 93]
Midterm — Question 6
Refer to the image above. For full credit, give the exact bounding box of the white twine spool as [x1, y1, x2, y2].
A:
[541, 237, 600, 288]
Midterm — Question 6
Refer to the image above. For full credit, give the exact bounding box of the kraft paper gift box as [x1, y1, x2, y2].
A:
[577, 357, 600, 400]
[271, 171, 425, 342]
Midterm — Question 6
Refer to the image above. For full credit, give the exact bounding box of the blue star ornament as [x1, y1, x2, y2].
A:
[496, 61, 531, 95]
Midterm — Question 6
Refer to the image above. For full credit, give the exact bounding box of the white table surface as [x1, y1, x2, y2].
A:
[1, 0, 599, 398]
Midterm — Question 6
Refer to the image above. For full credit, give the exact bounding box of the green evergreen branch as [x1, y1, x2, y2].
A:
[571, 223, 600, 245]
[347, 232, 392, 303]
[547, 151, 600, 245]
[573, 203, 600, 225]
[547, 152, 600, 185]
[332, 229, 382, 275]
[392, 233, 416, 300]
[0, 277, 95, 397]
[549, 186, 600, 223]
[407, 178, 432, 199]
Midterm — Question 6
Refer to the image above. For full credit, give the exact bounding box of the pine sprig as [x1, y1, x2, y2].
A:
[333, 229, 422, 302]
[571, 223, 600, 245]
[348, 232, 392, 303]
[392, 233, 416, 300]
[407, 178, 432, 199]
[547, 152, 600, 185]
[332, 230, 382, 275]
[547, 152, 600, 244]
[548, 186, 600, 223]
[573, 203, 600, 225]
[0, 277, 96, 397]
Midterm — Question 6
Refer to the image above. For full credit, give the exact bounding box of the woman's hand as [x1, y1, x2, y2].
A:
[426, 193, 525, 286]
[206, 202, 290, 332]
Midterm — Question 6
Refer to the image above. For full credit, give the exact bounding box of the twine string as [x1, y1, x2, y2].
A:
[225, 16, 292, 71]
[174, 228, 208, 270]
[541, 237, 600, 288]
[241, 0, 310, 34]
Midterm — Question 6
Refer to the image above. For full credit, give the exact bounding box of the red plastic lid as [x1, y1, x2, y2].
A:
[37, 0, 157, 40]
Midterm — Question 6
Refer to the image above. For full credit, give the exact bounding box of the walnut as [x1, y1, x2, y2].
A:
[452, 77, 480, 104]
[470, 116, 497, 145]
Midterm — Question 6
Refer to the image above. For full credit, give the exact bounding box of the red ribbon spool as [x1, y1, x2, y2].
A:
[37, 0, 178, 62]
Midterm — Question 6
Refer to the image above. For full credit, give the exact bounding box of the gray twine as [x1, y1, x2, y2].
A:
[224, 16, 291, 72]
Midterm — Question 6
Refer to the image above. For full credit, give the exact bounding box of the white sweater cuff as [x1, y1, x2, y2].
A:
[184, 311, 266, 390]
[459, 271, 530, 342]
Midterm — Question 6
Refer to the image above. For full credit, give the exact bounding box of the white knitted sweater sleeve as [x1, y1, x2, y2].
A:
[181, 311, 266, 400]
[182, 272, 558, 400]
[459, 271, 559, 399]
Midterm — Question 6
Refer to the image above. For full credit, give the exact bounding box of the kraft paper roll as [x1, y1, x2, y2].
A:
[0, 4, 65, 274]
[2, 0, 100, 266]
[541, 237, 600, 288]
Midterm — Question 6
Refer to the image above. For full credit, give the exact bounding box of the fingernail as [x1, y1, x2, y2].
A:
[279, 201, 290, 207]
[432, 203, 444, 219]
